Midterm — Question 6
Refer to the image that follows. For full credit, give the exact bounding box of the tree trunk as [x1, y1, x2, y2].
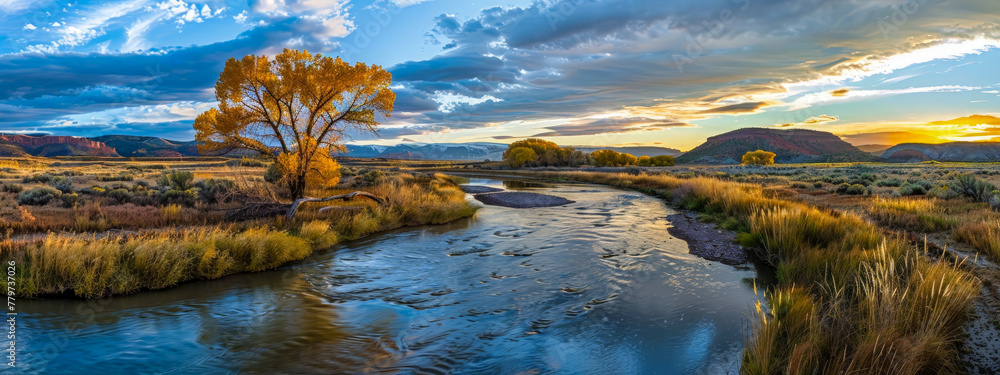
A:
[287, 174, 306, 201]
[286, 192, 386, 219]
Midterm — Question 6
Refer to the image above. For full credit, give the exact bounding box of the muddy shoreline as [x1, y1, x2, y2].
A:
[665, 211, 749, 266]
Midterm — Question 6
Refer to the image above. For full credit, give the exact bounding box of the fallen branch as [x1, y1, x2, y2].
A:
[287, 191, 386, 219]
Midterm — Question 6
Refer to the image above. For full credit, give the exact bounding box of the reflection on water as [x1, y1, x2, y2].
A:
[501, 180, 551, 190]
[20, 179, 763, 374]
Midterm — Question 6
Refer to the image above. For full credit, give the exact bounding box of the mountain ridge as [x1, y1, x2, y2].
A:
[882, 142, 1000, 162]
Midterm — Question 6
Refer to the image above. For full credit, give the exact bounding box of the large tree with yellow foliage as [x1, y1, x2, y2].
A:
[194, 49, 395, 199]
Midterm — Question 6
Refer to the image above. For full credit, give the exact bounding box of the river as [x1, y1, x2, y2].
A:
[20, 178, 765, 374]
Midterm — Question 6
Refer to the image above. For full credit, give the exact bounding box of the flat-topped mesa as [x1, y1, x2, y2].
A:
[676, 127, 878, 164]
[0, 134, 119, 156]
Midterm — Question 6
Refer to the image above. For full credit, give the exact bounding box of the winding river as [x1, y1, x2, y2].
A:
[21, 178, 765, 374]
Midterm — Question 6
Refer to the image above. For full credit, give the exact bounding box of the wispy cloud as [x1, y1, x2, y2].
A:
[788, 85, 980, 110]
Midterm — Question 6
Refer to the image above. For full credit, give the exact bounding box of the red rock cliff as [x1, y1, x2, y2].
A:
[0, 134, 118, 156]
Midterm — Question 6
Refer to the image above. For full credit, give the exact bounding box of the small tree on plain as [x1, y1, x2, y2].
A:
[742, 150, 776, 166]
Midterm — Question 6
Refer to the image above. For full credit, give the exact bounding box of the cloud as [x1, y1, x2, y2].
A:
[22, 0, 148, 53]
[925, 115, 1000, 140]
[775, 114, 840, 127]
[391, 54, 516, 83]
[927, 114, 1000, 126]
[535, 116, 692, 137]
[386, 0, 432, 7]
[788, 85, 980, 110]
[699, 101, 772, 114]
[804, 115, 838, 124]
[5, 0, 1000, 145]
[0, 17, 358, 132]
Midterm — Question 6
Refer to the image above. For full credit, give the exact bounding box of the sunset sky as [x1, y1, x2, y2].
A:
[1, 0, 999, 150]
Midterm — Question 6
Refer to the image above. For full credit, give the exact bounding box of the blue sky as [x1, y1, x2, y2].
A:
[1, 0, 999, 150]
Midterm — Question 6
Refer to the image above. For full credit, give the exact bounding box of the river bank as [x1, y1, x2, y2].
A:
[7, 173, 478, 298]
[665, 211, 749, 265]
[444, 169, 981, 373]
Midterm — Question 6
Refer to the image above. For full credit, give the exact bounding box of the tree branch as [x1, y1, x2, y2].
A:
[286, 191, 386, 218]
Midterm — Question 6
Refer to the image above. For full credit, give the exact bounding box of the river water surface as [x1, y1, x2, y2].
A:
[21, 179, 764, 374]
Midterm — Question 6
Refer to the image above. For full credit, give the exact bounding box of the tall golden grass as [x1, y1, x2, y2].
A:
[868, 196, 957, 233]
[954, 220, 1000, 262]
[3, 173, 477, 298]
[540, 171, 979, 375]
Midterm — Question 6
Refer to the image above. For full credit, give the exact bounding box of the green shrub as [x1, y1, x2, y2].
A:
[0, 183, 23, 194]
[18, 186, 62, 205]
[929, 185, 961, 200]
[60, 192, 79, 208]
[898, 182, 927, 196]
[106, 188, 132, 205]
[158, 170, 194, 191]
[52, 179, 75, 193]
[875, 178, 903, 187]
[194, 178, 236, 204]
[160, 188, 199, 207]
[649, 155, 675, 166]
[264, 164, 282, 184]
[96, 173, 134, 182]
[21, 173, 53, 184]
[352, 169, 385, 187]
[952, 173, 997, 202]
[837, 183, 867, 195]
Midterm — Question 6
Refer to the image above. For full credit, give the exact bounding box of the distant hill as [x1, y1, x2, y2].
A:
[89, 135, 200, 157]
[881, 142, 1000, 162]
[857, 144, 893, 156]
[0, 134, 119, 157]
[676, 128, 878, 164]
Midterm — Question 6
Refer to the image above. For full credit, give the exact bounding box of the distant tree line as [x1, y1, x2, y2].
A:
[502, 139, 674, 168]
[502, 139, 588, 168]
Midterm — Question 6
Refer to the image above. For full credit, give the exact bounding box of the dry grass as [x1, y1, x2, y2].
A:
[537, 171, 979, 375]
[954, 220, 1000, 262]
[3, 172, 477, 298]
[868, 196, 958, 233]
